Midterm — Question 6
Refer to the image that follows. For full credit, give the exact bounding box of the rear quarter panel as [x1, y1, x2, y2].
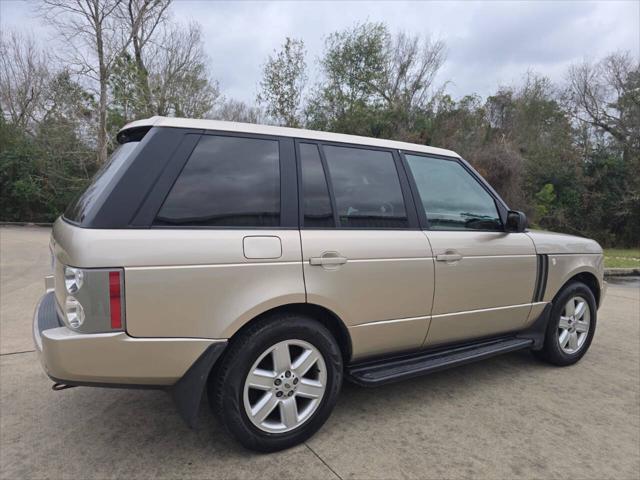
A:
[52, 219, 305, 339]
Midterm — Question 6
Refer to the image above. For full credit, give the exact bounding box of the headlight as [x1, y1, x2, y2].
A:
[64, 266, 84, 293]
[65, 296, 85, 329]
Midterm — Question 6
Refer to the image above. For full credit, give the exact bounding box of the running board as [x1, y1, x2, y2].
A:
[347, 337, 533, 387]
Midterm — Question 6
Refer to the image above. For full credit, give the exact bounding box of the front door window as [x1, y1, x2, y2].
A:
[405, 154, 502, 231]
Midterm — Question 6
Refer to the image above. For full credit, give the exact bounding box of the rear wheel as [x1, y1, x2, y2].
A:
[535, 281, 597, 366]
[209, 314, 343, 452]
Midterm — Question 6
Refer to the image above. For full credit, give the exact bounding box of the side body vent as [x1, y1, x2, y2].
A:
[533, 254, 549, 302]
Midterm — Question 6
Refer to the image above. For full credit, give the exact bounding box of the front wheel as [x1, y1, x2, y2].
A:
[208, 314, 343, 452]
[534, 281, 597, 366]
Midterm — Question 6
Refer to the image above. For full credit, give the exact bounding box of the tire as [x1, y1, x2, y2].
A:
[208, 313, 343, 452]
[534, 281, 597, 366]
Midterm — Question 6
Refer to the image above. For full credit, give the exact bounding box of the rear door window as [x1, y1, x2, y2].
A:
[322, 145, 408, 229]
[155, 135, 280, 227]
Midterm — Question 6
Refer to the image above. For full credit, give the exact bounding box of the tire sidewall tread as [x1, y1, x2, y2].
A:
[536, 281, 597, 366]
[208, 314, 343, 452]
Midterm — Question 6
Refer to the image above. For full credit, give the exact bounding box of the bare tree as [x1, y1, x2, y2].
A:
[147, 22, 220, 118]
[566, 52, 640, 159]
[383, 33, 446, 136]
[384, 33, 446, 108]
[41, 0, 133, 162]
[257, 37, 307, 127]
[0, 32, 50, 131]
[120, 0, 171, 115]
[212, 98, 263, 124]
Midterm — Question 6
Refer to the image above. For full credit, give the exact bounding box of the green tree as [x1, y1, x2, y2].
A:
[258, 37, 307, 127]
[566, 53, 640, 246]
[109, 53, 147, 126]
[305, 22, 446, 139]
[534, 183, 556, 222]
[0, 70, 97, 222]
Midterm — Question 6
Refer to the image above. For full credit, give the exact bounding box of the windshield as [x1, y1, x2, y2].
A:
[64, 142, 140, 224]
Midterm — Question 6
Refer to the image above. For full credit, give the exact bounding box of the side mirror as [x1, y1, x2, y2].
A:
[505, 210, 527, 233]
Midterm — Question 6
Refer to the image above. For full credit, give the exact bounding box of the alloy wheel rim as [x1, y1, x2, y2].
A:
[243, 339, 327, 434]
[558, 295, 591, 354]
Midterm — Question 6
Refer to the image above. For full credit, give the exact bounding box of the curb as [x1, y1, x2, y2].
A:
[0, 222, 53, 227]
[604, 268, 640, 277]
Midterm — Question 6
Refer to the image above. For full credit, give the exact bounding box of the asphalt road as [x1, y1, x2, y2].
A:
[1, 226, 639, 479]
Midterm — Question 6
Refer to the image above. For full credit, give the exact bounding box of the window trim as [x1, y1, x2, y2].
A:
[130, 130, 203, 227]
[317, 143, 342, 228]
[296, 139, 420, 230]
[295, 139, 338, 229]
[141, 130, 298, 230]
[400, 150, 509, 232]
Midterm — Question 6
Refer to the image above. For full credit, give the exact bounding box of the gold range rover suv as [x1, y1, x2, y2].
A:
[33, 117, 605, 452]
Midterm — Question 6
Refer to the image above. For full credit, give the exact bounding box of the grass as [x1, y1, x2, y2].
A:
[604, 249, 640, 269]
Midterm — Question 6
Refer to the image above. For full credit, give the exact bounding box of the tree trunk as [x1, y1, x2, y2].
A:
[132, 36, 152, 116]
[98, 71, 108, 164]
[96, 16, 108, 165]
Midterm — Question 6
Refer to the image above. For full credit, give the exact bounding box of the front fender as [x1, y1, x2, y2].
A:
[543, 254, 604, 304]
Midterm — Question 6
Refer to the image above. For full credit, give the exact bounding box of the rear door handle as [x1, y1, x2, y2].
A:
[309, 255, 348, 266]
[436, 252, 463, 262]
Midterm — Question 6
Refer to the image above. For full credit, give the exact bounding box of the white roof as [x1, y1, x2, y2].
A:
[120, 116, 459, 158]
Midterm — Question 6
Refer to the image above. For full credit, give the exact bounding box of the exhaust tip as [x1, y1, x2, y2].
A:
[52, 382, 76, 391]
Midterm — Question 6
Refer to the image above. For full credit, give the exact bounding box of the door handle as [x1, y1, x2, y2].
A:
[436, 252, 463, 262]
[309, 255, 348, 266]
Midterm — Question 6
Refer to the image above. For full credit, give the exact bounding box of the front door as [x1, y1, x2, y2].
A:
[403, 153, 537, 347]
[297, 142, 434, 360]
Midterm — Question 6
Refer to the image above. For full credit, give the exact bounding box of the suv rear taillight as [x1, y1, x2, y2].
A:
[109, 271, 122, 329]
[60, 266, 125, 333]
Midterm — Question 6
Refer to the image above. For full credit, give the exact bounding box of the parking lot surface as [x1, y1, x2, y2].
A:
[1, 226, 639, 479]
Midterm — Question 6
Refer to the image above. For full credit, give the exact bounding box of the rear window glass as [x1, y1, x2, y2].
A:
[64, 142, 140, 224]
[323, 145, 408, 229]
[154, 135, 280, 227]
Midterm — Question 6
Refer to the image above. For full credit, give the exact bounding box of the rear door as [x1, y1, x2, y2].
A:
[402, 153, 537, 347]
[298, 142, 434, 360]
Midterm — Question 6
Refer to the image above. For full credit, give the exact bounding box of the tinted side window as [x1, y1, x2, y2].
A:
[65, 142, 140, 224]
[323, 145, 408, 229]
[405, 154, 502, 231]
[300, 143, 334, 228]
[155, 135, 280, 227]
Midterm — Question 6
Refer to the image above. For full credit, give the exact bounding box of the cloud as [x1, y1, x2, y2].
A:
[171, 0, 639, 102]
[2, 0, 638, 103]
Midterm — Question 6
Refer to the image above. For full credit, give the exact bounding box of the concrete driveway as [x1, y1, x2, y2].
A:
[1, 225, 639, 479]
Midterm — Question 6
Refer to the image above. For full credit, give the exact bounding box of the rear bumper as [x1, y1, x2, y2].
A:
[33, 291, 225, 387]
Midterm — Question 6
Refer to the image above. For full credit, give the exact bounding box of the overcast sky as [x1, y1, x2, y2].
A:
[1, 0, 638, 103]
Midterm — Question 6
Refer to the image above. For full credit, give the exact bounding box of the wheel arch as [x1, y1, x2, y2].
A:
[562, 271, 602, 307]
[226, 302, 353, 363]
[544, 255, 604, 308]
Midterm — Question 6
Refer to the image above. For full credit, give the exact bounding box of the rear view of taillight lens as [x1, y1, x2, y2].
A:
[64, 266, 84, 293]
[63, 266, 86, 329]
[59, 266, 124, 332]
[65, 296, 85, 328]
[109, 271, 122, 329]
